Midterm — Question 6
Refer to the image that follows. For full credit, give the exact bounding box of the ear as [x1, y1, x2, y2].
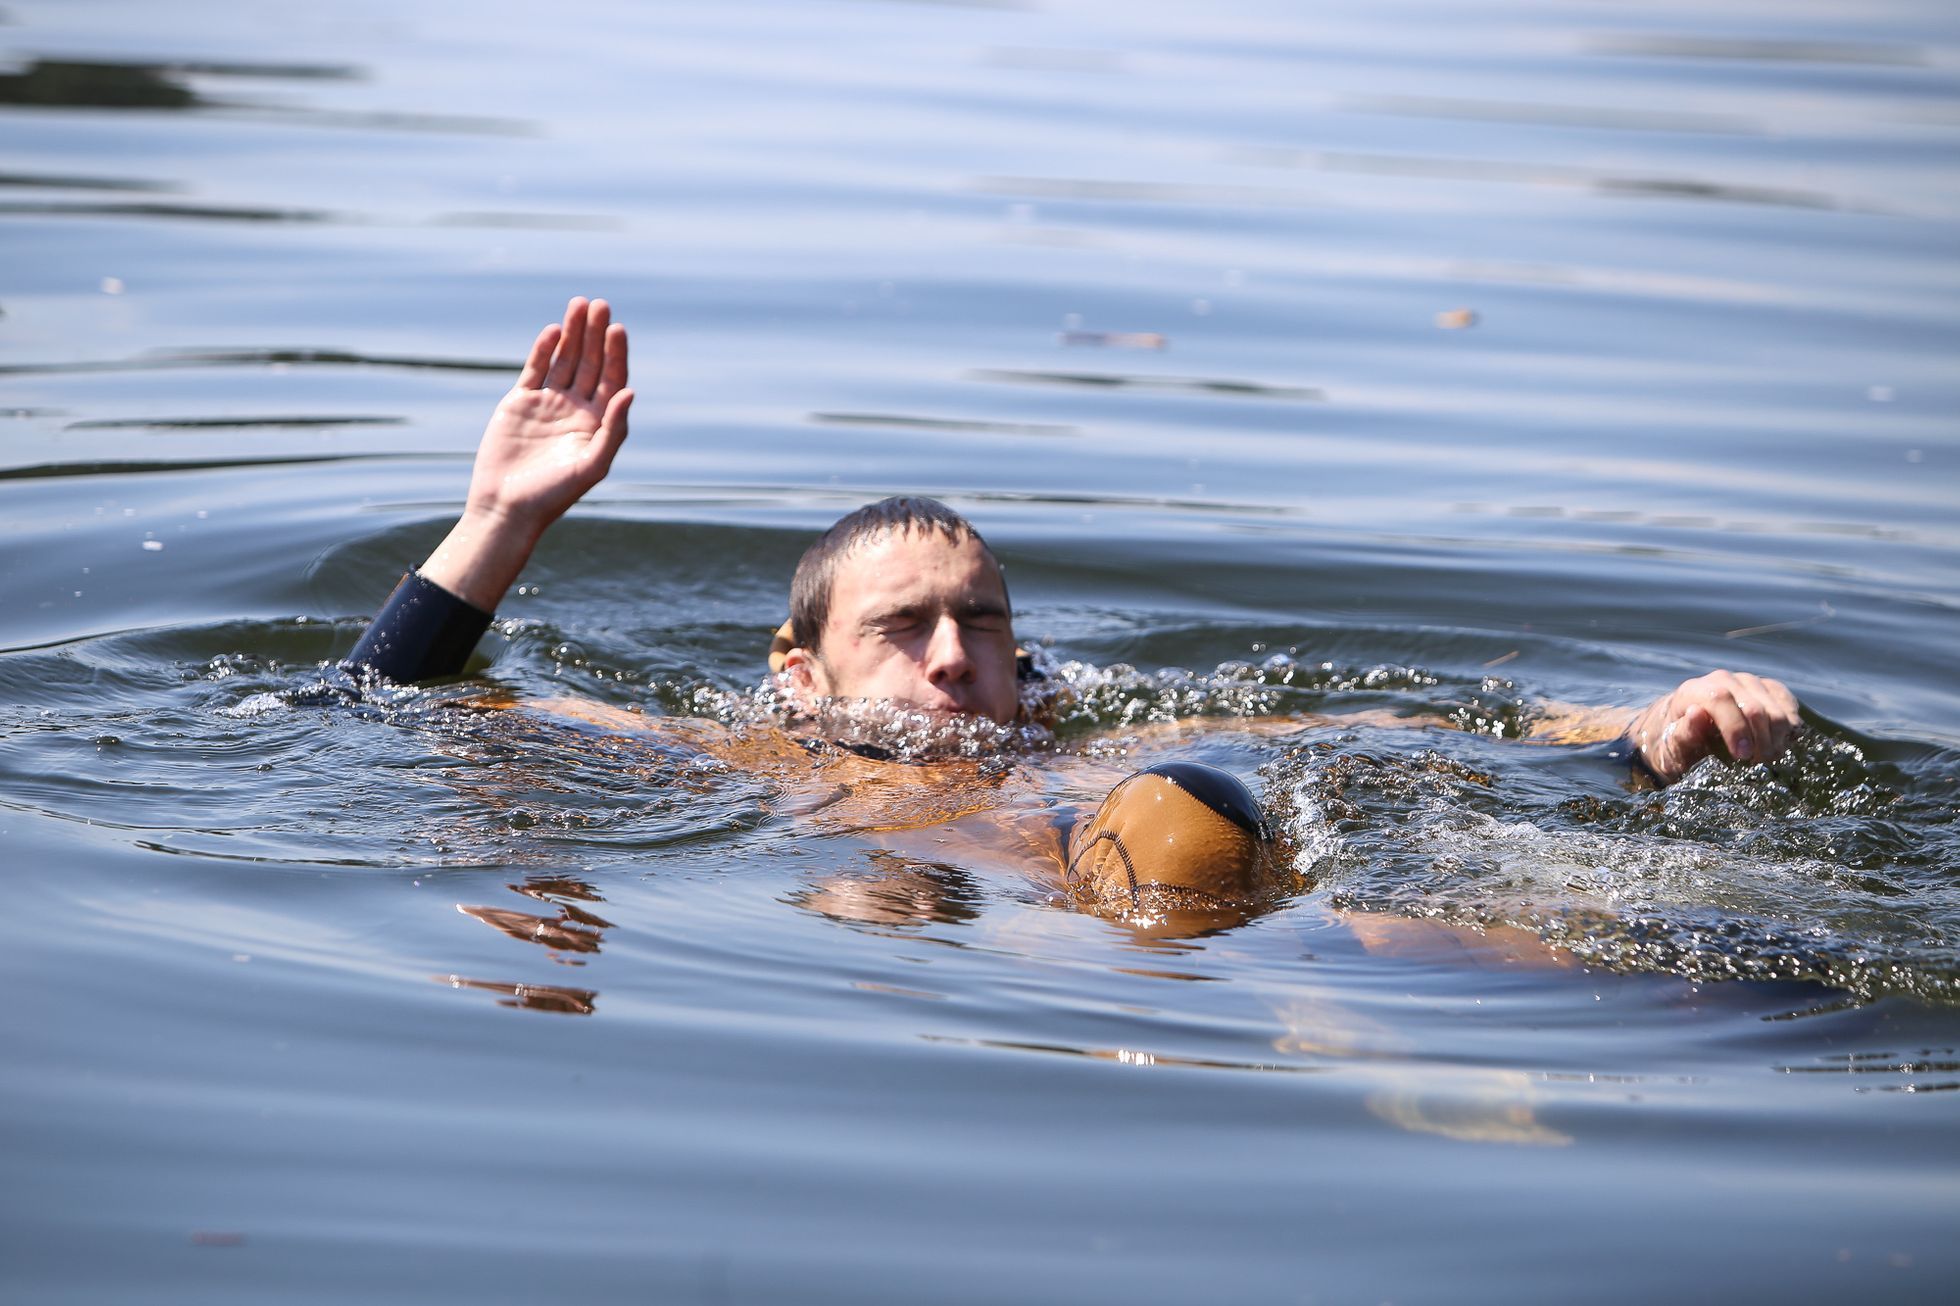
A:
[782, 646, 830, 704]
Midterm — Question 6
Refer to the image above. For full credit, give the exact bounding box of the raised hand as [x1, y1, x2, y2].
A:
[419, 297, 635, 611]
[1624, 669, 1801, 784]
[464, 296, 634, 533]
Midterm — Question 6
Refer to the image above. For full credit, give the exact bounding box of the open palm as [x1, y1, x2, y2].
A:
[464, 296, 634, 533]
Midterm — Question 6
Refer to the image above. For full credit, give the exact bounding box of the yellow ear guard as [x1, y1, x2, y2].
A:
[768, 619, 797, 675]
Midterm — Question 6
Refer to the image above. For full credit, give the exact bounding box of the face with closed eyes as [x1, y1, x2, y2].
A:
[783, 528, 1020, 725]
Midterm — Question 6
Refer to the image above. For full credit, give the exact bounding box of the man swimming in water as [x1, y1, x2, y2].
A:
[346, 297, 1804, 915]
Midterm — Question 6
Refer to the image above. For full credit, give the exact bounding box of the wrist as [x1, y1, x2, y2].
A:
[458, 499, 549, 550]
[419, 507, 544, 612]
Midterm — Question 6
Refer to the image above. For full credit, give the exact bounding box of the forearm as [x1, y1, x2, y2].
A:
[341, 507, 547, 684]
[1523, 702, 1637, 747]
[415, 505, 546, 613]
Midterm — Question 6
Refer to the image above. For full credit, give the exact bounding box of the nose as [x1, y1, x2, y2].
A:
[922, 614, 975, 688]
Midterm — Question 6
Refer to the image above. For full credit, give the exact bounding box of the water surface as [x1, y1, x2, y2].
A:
[3, 1, 1957, 1301]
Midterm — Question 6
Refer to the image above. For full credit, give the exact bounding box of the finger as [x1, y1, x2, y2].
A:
[1723, 673, 1768, 761]
[516, 324, 560, 389]
[573, 298, 610, 396]
[1738, 693, 1775, 763]
[1749, 676, 1801, 760]
[597, 322, 629, 402]
[1765, 679, 1801, 757]
[547, 297, 589, 390]
[578, 388, 634, 484]
[1761, 708, 1794, 761]
[1700, 691, 1755, 762]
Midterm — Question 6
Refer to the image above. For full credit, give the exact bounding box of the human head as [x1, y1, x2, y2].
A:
[781, 497, 1020, 724]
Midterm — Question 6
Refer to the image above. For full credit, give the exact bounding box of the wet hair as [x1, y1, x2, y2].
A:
[789, 496, 1007, 654]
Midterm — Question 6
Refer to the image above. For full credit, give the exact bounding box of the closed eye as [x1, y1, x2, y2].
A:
[868, 607, 928, 637]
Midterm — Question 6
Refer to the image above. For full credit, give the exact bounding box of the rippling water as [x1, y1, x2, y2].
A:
[3, 1, 1958, 1301]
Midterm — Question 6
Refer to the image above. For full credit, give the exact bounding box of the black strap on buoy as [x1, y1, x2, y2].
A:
[1135, 761, 1270, 840]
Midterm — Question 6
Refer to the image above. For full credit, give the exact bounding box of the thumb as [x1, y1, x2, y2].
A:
[1653, 702, 1718, 780]
[580, 388, 634, 482]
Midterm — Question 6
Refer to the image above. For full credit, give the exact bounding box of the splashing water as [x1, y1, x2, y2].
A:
[1263, 729, 1960, 1004]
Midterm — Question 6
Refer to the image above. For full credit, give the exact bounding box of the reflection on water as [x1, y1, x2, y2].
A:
[1249, 148, 1849, 212]
[809, 410, 1077, 437]
[0, 58, 207, 110]
[437, 974, 598, 1016]
[1777, 1048, 1960, 1093]
[0, 55, 524, 133]
[973, 174, 1306, 206]
[1587, 34, 1931, 66]
[0, 169, 172, 191]
[66, 415, 406, 431]
[0, 200, 616, 226]
[1343, 92, 1760, 135]
[0, 347, 510, 377]
[971, 368, 1323, 400]
[449, 876, 615, 1013]
[0, 198, 335, 222]
[0, 452, 435, 481]
[792, 850, 985, 929]
[922, 1034, 1324, 1075]
[460, 877, 614, 962]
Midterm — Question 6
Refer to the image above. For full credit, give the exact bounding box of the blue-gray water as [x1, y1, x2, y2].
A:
[2, 1, 1957, 1301]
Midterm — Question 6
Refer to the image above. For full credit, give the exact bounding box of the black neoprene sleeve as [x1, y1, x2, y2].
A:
[343, 570, 492, 684]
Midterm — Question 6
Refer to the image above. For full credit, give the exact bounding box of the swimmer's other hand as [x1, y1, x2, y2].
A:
[1623, 669, 1800, 784]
